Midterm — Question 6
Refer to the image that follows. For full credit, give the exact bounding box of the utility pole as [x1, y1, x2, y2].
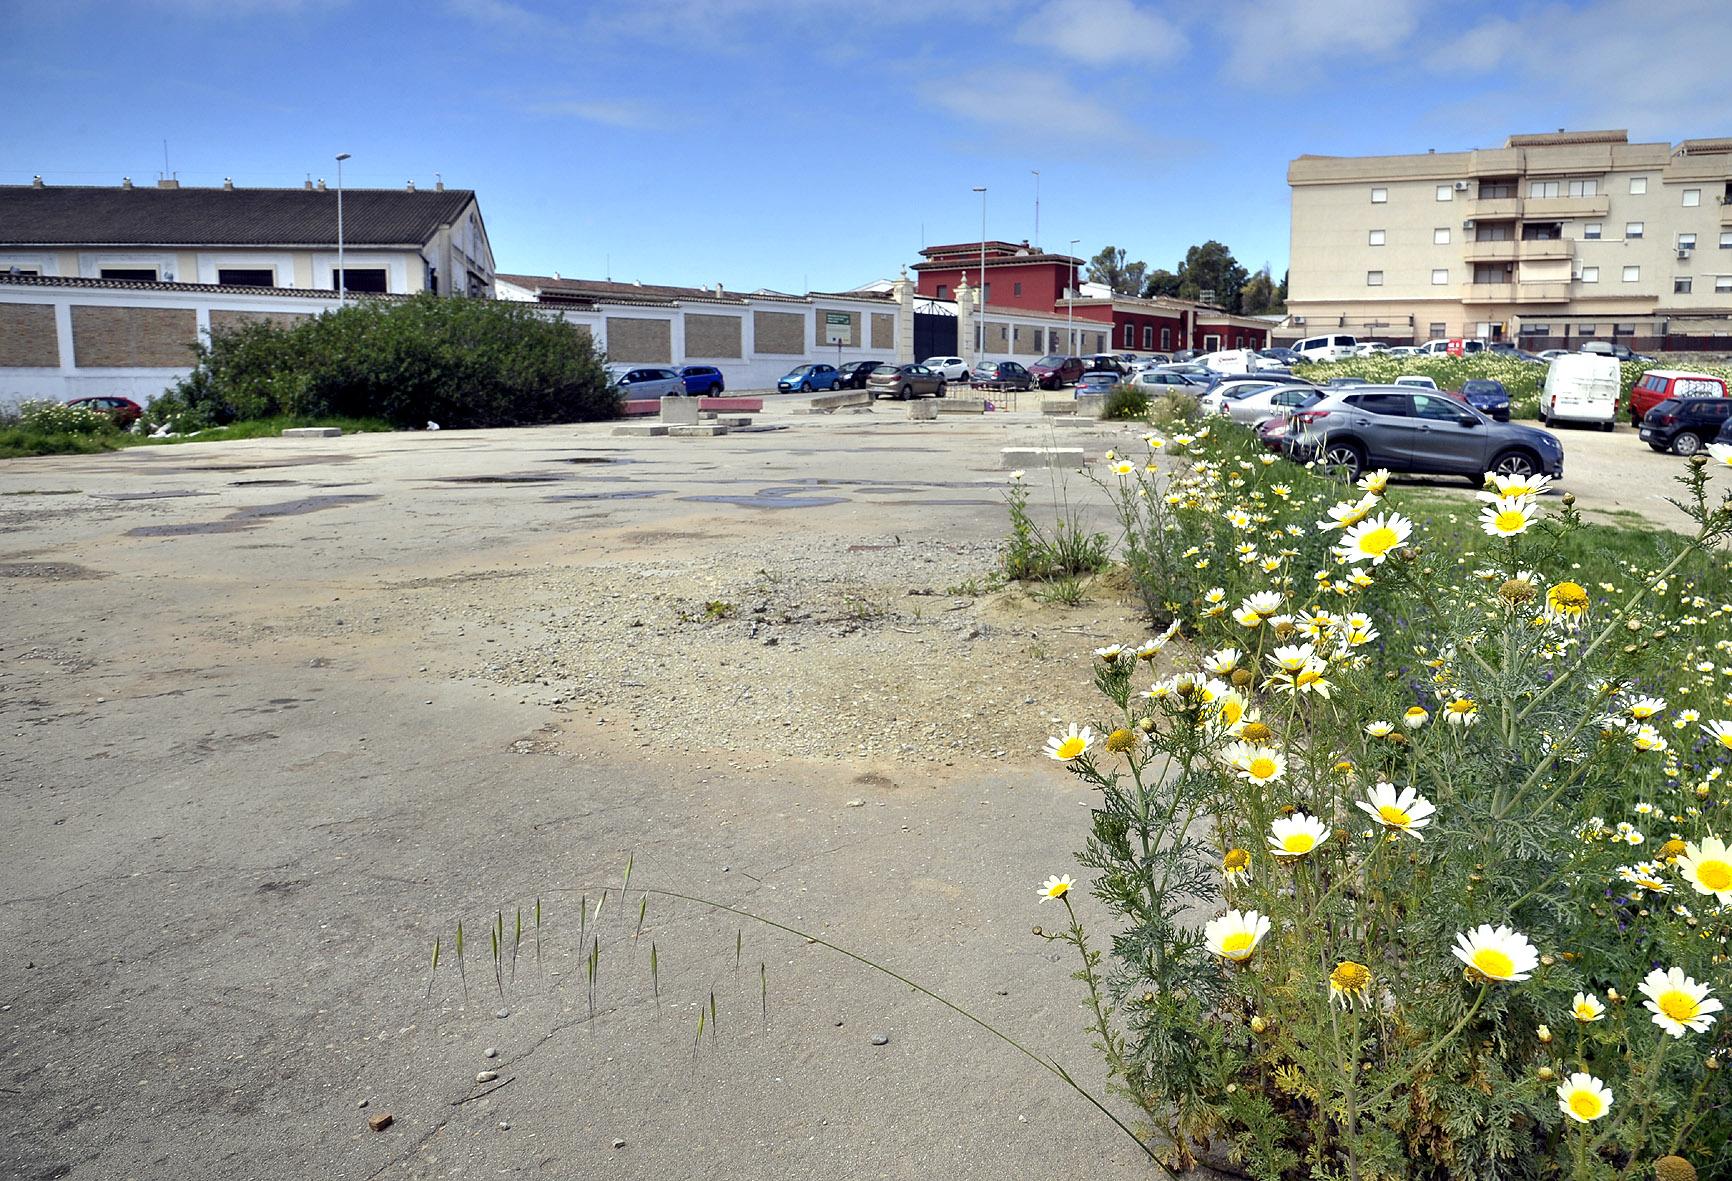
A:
[1068, 237, 1080, 355]
[335, 152, 351, 302]
[1031, 170, 1040, 250]
[972, 186, 987, 359]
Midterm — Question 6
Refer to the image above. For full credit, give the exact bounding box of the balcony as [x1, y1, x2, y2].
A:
[1523, 194, 1610, 219]
[1721, 200, 1732, 226]
[1520, 240, 1575, 261]
[1462, 283, 1515, 305]
[1464, 197, 1521, 221]
[1463, 240, 1519, 263]
[1516, 282, 1571, 303]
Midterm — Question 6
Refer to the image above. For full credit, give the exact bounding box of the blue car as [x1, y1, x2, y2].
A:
[678, 365, 725, 395]
[776, 363, 841, 393]
[1075, 371, 1121, 396]
[1457, 378, 1511, 421]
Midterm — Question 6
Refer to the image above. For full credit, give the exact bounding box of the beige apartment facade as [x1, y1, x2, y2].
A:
[1286, 131, 1732, 348]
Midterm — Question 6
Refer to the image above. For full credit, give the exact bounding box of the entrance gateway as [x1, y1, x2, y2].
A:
[913, 308, 957, 361]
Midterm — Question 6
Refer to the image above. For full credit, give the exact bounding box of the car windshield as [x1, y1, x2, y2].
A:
[1035, 355, 1067, 367]
[871, 365, 898, 374]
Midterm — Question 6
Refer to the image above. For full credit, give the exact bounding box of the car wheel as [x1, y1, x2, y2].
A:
[936, 382, 946, 398]
[1599, 420, 1613, 433]
[1490, 449, 1539, 479]
[1672, 431, 1704, 457]
[1320, 441, 1364, 481]
[900, 385, 912, 400]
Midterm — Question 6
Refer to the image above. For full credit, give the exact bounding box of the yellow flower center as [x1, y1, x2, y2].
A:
[1471, 948, 1515, 979]
[1241, 721, 1271, 741]
[1223, 849, 1250, 872]
[1219, 699, 1244, 725]
[1493, 509, 1526, 533]
[1658, 990, 1699, 1023]
[1247, 756, 1279, 781]
[1697, 859, 1732, 892]
[1330, 961, 1370, 992]
[1549, 582, 1590, 612]
[1449, 699, 1474, 714]
[1719, 733, 1732, 751]
[1221, 932, 1254, 956]
[1297, 669, 1324, 687]
[1357, 525, 1398, 555]
[1056, 737, 1087, 760]
[1573, 1002, 1598, 1021]
[1504, 481, 1536, 497]
[1281, 832, 1316, 854]
[1377, 805, 1412, 827]
[1568, 1090, 1605, 1120]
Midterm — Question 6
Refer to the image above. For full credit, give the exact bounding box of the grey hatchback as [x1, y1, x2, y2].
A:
[1283, 386, 1564, 483]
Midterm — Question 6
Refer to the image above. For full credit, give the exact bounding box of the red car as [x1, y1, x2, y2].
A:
[67, 396, 144, 427]
[1028, 354, 1085, 390]
[1629, 370, 1727, 427]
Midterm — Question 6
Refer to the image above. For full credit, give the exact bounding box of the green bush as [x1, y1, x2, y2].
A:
[165, 294, 618, 430]
[1102, 383, 1151, 420]
[1295, 355, 1732, 421]
[15, 400, 118, 436]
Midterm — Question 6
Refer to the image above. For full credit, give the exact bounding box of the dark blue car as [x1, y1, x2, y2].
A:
[776, 363, 841, 393]
[1457, 379, 1511, 421]
[1075, 371, 1121, 395]
[678, 365, 725, 395]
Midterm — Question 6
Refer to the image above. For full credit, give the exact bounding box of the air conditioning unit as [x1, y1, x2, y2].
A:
[1292, 316, 1306, 326]
[1678, 247, 1694, 259]
[1454, 181, 1471, 191]
[1462, 219, 1476, 230]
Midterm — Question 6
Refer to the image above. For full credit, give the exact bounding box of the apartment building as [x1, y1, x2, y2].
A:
[1286, 131, 1732, 348]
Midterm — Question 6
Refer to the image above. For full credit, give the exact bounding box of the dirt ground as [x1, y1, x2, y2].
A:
[0, 402, 1703, 1180]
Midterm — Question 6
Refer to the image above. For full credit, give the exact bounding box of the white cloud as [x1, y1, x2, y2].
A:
[523, 98, 653, 129]
[445, 0, 554, 34]
[929, 68, 1133, 146]
[1015, 0, 1188, 66]
[1217, 0, 1428, 74]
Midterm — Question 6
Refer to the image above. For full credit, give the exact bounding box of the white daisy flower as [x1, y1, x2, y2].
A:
[1333, 512, 1412, 566]
[1355, 782, 1436, 840]
[1451, 924, 1539, 982]
[1268, 813, 1330, 858]
[1043, 724, 1095, 762]
[1556, 1073, 1612, 1124]
[1638, 966, 1722, 1038]
[1203, 909, 1271, 962]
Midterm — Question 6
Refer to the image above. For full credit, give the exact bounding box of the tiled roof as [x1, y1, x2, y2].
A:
[0, 272, 410, 300]
[497, 274, 895, 308]
[0, 184, 478, 248]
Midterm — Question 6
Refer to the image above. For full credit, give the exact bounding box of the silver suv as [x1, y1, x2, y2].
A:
[1282, 386, 1564, 483]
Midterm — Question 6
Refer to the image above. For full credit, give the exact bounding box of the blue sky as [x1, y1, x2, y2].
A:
[4, 0, 1728, 293]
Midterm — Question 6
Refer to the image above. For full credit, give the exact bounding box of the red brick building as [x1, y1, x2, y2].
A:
[911, 239, 1270, 353]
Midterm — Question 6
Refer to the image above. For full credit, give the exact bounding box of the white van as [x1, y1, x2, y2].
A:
[1292, 334, 1359, 362]
[1541, 354, 1619, 430]
[1196, 347, 1260, 374]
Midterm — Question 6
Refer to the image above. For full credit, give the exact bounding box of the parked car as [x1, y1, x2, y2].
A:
[65, 395, 143, 427]
[1385, 345, 1422, 357]
[777, 363, 842, 393]
[1258, 347, 1302, 367]
[1628, 370, 1729, 427]
[1258, 413, 1294, 451]
[608, 365, 685, 398]
[1326, 376, 1371, 389]
[1453, 379, 1511, 421]
[1537, 349, 1571, 362]
[1394, 375, 1439, 389]
[1292, 333, 1359, 362]
[1196, 347, 1264, 374]
[867, 363, 945, 400]
[1540, 354, 1619, 429]
[1353, 342, 1390, 357]
[1075, 371, 1122, 396]
[1133, 369, 1202, 392]
[836, 360, 881, 389]
[676, 365, 725, 395]
[1488, 343, 1545, 362]
[1084, 353, 1128, 375]
[1028, 354, 1085, 389]
[1221, 385, 1325, 425]
[1283, 387, 1564, 483]
[1200, 378, 1291, 416]
[1641, 397, 1732, 456]
[921, 356, 970, 381]
[969, 360, 1033, 391]
[1170, 349, 1201, 363]
[1581, 340, 1654, 364]
[1420, 338, 1488, 356]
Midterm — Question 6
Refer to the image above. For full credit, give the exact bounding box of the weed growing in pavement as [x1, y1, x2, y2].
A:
[1103, 384, 1151, 421]
[945, 572, 1008, 598]
[1033, 573, 1089, 607]
[1003, 466, 1110, 585]
[1028, 422, 1732, 1176]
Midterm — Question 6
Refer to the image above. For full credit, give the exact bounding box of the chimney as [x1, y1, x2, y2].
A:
[157, 178, 179, 189]
[434, 179, 444, 192]
[31, 175, 44, 188]
[316, 178, 327, 191]
[223, 177, 234, 190]
[122, 176, 133, 190]
[552, 271, 561, 280]
[304, 179, 314, 190]
[715, 280, 723, 294]
[406, 179, 415, 191]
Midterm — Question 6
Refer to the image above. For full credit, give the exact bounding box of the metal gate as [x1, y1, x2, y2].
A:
[913, 310, 957, 361]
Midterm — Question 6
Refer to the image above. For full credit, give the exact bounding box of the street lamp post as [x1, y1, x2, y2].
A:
[1031, 170, 1040, 250]
[1068, 237, 1080, 354]
[972, 186, 987, 359]
[335, 152, 351, 302]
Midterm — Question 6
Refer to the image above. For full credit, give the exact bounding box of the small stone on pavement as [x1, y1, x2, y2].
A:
[484, 1046, 499, 1058]
[870, 1032, 890, 1046]
[477, 1070, 499, 1083]
[368, 1112, 394, 1132]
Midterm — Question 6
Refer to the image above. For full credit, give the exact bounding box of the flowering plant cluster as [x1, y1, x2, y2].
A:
[1035, 425, 1732, 1179]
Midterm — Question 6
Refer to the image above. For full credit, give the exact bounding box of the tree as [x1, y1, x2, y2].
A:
[1239, 266, 1278, 316]
[1087, 245, 1148, 297]
[1142, 268, 1182, 299]
[1175, 240, 1249, 312]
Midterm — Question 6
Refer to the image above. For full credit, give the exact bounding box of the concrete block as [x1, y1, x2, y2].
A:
[668, 424, 729, 437]
[1001, 447, 1085, 469]
[1050, 418, 1100, 428]
[1075, 394, 1108, 419]
[282, 427, 342, 438]
[612, 423, 669, 437]
[908, 399, 938, 421]
[659, 396, 701, 425]
[806, 389, 872, 411]
[1040, 399, 1077, 416]
[714, 416, 754, 427]
[936, 397, 987, 414]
